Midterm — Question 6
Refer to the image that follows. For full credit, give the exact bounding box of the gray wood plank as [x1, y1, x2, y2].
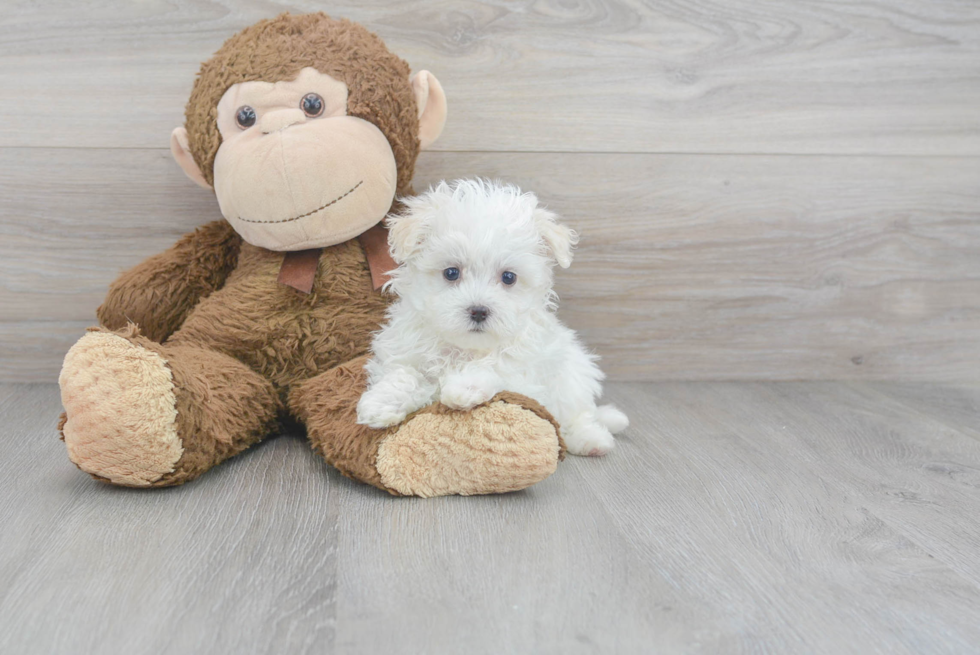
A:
[588, 382, 980, 654]
[863, 382, 980, 443]
[3, 148, 979, 383]
[0, 384, 339, 655]
[330, 454, 708, 653]
[3, 382, 980, 653]
[0, 321, 93, 382]
[646, 381, 980, 588]
[0, 0, 978, 155]
[774, 382, 980, 588]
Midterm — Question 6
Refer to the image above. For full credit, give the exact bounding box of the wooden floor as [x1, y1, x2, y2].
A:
[3, 381, 980, 654]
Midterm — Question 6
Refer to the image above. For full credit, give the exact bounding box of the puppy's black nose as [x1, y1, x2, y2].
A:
[468, 305, 490, 323]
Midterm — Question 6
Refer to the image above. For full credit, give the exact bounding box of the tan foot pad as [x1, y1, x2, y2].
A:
[59, 331, 183, 486]
[376, 397, 562, 497]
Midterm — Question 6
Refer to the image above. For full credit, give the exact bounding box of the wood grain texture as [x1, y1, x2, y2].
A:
[625, 381, 980, 588]
[3, 381, 980, 653]
[2, 0, 979, 382]
[0, 384, 339, 655]
[856, 382, 980, 444]
[588, 382, 980, 654]
[2, 148, 979, 382]
[0, 0, 978, 155]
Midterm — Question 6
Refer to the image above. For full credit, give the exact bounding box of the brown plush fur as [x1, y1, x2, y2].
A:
[85, 232, 388, 487]
[98, 221, 242, 342]
[168, 239, 390, 394]
[289, 356, 398, 492]
[185, 12, 420, 195]
[59, 13, 562, 494]
[133, 328, 283, 486]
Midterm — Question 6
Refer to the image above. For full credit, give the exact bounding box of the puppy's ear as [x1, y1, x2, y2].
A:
[386, 208, 429, 264]
[534, 207, 579, 268]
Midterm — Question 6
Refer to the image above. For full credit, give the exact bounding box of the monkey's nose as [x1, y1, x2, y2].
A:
[260, 108, 306, 134]
[468, 306, 490, 323]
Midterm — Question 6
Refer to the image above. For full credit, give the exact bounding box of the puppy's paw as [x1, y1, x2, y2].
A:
[563, 422, 616, 457]
[439, 375, 500, 410]
[356, 391, 408, 429]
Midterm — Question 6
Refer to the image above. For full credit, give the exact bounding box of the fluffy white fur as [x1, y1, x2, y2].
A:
[356, 179, 628, 456]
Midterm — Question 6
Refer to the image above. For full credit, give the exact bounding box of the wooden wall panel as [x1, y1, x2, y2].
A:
[1, 0, 978, 381]
[0, 0, 978, 155]
[2, 148, 978, 382]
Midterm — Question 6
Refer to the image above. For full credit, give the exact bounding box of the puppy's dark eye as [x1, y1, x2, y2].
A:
[236, 106, 256, 129]
[443, 267, 460, 281]
[301, 93, 324, 117]
[501, 271, 517, 286]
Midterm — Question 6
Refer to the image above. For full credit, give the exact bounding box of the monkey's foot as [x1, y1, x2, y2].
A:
[59, 330, 183, 487]
[375, 393, 565, 497]
[59, 327, 282, 488]
[290, 357, 565, 498]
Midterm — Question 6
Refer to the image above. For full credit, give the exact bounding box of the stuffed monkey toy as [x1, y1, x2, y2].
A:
[57, 13, 564, 497]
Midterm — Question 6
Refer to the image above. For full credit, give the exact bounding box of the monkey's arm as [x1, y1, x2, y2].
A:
[97, 220, 242, 342]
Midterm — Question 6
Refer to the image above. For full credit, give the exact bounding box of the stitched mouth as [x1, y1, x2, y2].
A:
[234, 180, 363, 224]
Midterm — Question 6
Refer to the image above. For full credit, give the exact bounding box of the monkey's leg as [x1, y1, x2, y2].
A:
[59, 325, 280, 487]
[288, 356, 565, 497]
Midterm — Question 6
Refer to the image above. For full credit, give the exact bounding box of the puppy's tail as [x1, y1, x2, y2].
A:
[596, 404, 629, 434]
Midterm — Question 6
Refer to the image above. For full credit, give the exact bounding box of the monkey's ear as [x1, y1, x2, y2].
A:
[534, 207, 579, 269]
[410, 71, 447, 150]
[170, 127, 212, 190]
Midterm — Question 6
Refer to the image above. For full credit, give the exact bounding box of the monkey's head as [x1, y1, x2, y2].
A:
[170, 13, 447, 251]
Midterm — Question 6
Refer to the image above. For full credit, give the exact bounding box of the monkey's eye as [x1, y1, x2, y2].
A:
[501, 271, 517, 286]
[301, 93, 324, 117]
[235, 106, 256, 129]
[443, 267, 460, 281]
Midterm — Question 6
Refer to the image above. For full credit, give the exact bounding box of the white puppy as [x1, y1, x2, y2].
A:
[356, 179, 628, 456]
